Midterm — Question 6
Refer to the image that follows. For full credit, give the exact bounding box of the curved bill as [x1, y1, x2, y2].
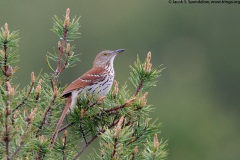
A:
[114, 49, 125, 53]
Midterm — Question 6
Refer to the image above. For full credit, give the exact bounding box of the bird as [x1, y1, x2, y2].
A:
[50, 49, 125, 147]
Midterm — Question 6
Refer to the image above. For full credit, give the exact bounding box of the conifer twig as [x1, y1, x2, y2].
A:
[3, 24, 9, 83]
[58, 122, 74, 133]
[13, 78, 35, 113]
[79, 119, 87, 144]
[3, 23, 11, 160]
[73, 119, 120, 160]
[55, 8, 70, 79]
[4, 104, 10, 160]
[10, 108, 37, 160]
[131, 146, 138, 160]
[127, 128, 146, 146]
[134, 77, 145, 96]
[35, 135, 44, 160]
[110, 138, 118, 160]
[97, 97, 137, 116]
[61, 130, 67, 160]
[36, 88, 57, 137]
[72, 130, 101, 160]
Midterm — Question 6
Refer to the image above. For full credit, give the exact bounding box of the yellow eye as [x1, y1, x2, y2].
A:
[103, 53, 108, 56]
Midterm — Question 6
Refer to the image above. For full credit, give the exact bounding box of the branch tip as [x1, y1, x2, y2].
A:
[154, 133, 159, 149]
[141, 92, 148, 107]
[31, 72, 35, 83]
[64, 8, 71, 27]
[123, 97, 136, 107]
[3, 23, 9, 40]
[40, 135, 44, 145]
[113, 80, 119, 96]
[134, 146, 138, 154]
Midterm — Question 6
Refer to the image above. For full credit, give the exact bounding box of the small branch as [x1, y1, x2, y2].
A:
[10, 108, 37, 160]
[3, 42, 10, 160]
[4, 103, 10, 160]
[35, 136, 45, 160]
[3, 41, 9, 83]
[101, 149, 104, 160]
[58, 122, 74, 133]
[110, 138, 118, 160]
[97, 97, 136, 117]
[36, 94, 57, 137]
[55, 27, 68, 80]
[72, 130, 102, 160]
[134, 77, 145, 96]
[62, 131, 67, 160]
[127, 128, 146, 146]
[59, 53, 69, 73]
[35, 145, 42, 160]
[79, 120, 87, 144]
[9, 141, 23, 160]
[73, 119, 120, 160]
[102, 104, 126, 114]
[13, 80, 35, 113]
[131, 153, 135, 160]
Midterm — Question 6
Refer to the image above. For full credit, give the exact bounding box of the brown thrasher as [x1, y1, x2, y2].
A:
[50, 49, 125, 147]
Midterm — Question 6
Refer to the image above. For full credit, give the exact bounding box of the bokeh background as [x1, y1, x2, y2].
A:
[1, 1, 240, 159]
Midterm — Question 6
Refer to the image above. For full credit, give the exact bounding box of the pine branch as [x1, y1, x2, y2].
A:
[13, 78, 35, 113]
[79, 119, 87, 144]
[97, 97, 137, 116]
[9, 108, 38, 160]
[55, 9, 70, 78]
[35, 145, 43, 160]
[58, 122, 74, 133]
[131, 146, 138, 160]
[4, 102, 10, 160]
[73, 119, 120, 160]
[34, 135, 44, 160]
[2, 23, 12, 160]
[127, 128, 146, 146]
[3, 42, 8, 82]
[110, 138, 118, 160]
[134, 78, 144, 96]
[36, 88, 58, 137]
[72, 130, 102, 160]
[62, 130, 67, 160]
[55, 28, 68, 78]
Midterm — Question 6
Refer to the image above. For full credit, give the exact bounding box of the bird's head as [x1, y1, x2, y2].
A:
[93, 49, 125, 68]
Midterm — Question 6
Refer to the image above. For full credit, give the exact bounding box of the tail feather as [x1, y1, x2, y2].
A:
[49, 95, 72, 149]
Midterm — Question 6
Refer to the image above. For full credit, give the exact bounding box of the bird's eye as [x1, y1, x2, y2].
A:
[103, 53, 108, 56]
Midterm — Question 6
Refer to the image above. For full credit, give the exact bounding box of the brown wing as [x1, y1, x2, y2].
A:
[61, 67, 106, 97]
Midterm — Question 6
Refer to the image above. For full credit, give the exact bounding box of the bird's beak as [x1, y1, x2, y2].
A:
[114, 49, 125, 54]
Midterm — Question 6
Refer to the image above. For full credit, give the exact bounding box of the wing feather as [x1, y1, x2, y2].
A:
[61, 67, 105, 97]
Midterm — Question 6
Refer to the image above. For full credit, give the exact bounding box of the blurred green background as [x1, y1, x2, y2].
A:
[1, 1, 240, 159]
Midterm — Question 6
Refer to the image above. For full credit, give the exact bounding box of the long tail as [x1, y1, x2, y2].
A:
[49, 95, 72, 149]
